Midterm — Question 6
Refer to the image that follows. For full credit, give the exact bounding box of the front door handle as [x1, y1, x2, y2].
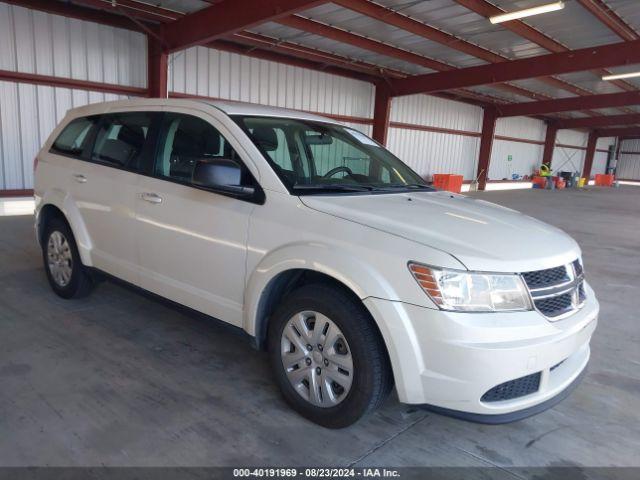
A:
[73, 174, 87, 183]
[141, 192, 163, 204]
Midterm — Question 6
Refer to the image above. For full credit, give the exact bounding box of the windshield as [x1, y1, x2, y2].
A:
[233, 116, 432, 195]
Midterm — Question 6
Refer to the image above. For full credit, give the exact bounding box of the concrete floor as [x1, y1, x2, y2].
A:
[0, 186, 639, 469]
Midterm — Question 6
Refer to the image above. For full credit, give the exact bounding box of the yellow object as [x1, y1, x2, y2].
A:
[578, 178, 586, 187]
[540, 164, 551, 177]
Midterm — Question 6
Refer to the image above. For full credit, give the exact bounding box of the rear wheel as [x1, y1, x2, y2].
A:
[42, 217, 94, 299]
[268, 284, 392, 428]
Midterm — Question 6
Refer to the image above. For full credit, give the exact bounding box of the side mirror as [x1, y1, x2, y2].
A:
[192, 158, 255, 197]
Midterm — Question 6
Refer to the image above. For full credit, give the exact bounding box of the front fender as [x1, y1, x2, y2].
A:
[244, 241, 410, 337]
[39, 189, 94, 267]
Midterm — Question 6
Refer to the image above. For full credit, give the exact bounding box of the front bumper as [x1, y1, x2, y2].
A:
[363, 282, 598, 419]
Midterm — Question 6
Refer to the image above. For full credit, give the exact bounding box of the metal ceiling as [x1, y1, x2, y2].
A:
[52, 0, 640, 120]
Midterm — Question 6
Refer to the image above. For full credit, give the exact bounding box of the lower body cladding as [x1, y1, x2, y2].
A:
[364, 283, 598, 423]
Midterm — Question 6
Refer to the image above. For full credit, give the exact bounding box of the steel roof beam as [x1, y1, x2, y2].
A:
[332, 0, 505, 63]
[557, 113, 640, 129]
[277, 15, 552, 102]
[390, 40, 640, 96]
[206, 39, 380, 83]
[455, 0, 638, 103]
[160, 0, 327, 52]
[67, 0, 181, 23]
[332, 0, 615, 114]
[278, 16, 454, 72]
[497, 91, 640, 117]
[230, 31, 405, 79]
[576, 0, 639, 41]
[595, 126, 640, 138]
[1, 0, 145, 31]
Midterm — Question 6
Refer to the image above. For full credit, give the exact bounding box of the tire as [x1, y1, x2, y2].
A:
[42, 217, 94, 299]
[268, 283, 393, 428]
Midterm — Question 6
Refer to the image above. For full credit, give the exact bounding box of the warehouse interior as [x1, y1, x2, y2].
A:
[1, 0, 640, 193]
[0, 0, 639, 473]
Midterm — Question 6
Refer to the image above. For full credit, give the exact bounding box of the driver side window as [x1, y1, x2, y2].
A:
[155, 113, 239, 183]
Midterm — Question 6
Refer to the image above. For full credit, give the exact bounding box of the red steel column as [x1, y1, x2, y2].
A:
[477, 107, 497, 190]
[372, 82, 392, 145]
[542, 122, 558, 167]
[582, 131, 598, 180]
[148, 36, 168, 98]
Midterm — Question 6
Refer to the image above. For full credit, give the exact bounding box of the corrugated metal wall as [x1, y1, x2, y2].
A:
[168, 46, 374, 122]
[490, 117, 545, 180]
[0, 2, 145, 190]
[553, 130, 589, 175]
[387, 94, 481, 179]
[0, 3, 146, 86]
[618, 139, 640, 180]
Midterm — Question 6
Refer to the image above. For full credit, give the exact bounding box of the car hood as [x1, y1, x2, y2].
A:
[300, 191, 581, 273]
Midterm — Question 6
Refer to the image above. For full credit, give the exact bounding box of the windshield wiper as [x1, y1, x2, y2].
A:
[293, 184, 374, 192]
[369, 183, 433, 191]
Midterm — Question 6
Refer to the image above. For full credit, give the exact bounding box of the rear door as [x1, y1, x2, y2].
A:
[134, 109, 259, 326]
[71, 110, 161, 283]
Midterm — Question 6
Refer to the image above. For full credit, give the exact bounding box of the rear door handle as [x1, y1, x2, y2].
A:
[73, 174, 87, 183]
[141, 192, 163, 204]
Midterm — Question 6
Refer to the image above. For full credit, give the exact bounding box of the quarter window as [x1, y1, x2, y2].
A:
[91, 112, 153, 169]
[50, 116, 98, 158]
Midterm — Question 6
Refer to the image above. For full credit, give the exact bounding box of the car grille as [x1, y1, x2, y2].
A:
[534, 292, 574, 317]
[522, 259, 586, 320]
[481, 372, 542, 402]
[522, 265, 569, 289]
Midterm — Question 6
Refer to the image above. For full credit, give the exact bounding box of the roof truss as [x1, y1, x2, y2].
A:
[4, 0, 640, 125]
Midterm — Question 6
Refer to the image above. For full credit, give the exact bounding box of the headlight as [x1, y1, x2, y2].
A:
[408, 262, 532, 312]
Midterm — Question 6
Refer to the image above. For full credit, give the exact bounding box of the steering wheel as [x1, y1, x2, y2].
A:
[323, 166, 354, 178]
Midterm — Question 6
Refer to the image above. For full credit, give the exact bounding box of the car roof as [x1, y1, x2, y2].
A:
[66, 98, 343, 125]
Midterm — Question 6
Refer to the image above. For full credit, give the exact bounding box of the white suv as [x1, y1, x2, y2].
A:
[34, 99, 598, 428]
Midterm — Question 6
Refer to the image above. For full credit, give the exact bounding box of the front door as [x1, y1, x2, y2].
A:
[135, 111, 257, 326]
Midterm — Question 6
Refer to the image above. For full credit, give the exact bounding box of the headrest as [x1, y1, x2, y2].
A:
[117, 125, 145, 149]
[251, 127, 278, 152]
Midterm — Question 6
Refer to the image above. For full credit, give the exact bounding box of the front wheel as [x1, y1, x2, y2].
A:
[268, 284, 393, 428]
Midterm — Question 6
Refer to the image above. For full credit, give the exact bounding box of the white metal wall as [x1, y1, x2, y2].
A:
[169, 46, 374, 122]
[553, 129, 589, 175]
[490, 117, 545, 180]
[387, 94, 482, 179]
[0, 2, 146, 190]
[0, 2, 146, 87]
[618, 139, 640, 180]
[387, 128, 479, 179]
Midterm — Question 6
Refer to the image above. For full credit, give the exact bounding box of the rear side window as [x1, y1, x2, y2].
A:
[91, 112, 154, 169]
[50, 116, 98, 158]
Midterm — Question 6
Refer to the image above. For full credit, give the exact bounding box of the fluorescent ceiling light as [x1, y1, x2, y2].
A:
[602, 71, 640, 81]
[489, 1, 565, 24]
